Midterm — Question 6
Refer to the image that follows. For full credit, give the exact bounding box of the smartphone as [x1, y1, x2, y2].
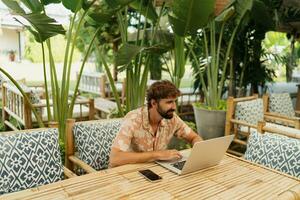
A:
[138, 169, 162, 182]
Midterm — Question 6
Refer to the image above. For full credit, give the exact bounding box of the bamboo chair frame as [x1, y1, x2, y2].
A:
[1, 82, 95, 130]
[225, 95, 300, 156]
[263, 94, 300, 129]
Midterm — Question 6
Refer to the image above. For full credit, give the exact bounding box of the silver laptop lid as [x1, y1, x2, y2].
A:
[180, 135, 234, 175]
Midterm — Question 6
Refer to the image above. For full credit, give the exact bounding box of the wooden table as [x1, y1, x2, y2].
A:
[2, 154, 300, 200]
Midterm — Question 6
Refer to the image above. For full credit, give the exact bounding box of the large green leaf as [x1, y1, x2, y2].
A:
[234, 0, 254, 26]
[62, 0, 82, 12]
[168, 0, 215, 36]
[215, 6, 235, 22]
[15, 13, 66, 42]
[86, 0, 135, 25]
[106, 0, 135, 9]
[20, 0, 43, 12]
[2, 0, 25, 14]
[130, 0, 158, 23]
[41, 0, 61, 5]
[115, 43, 143, 66]
[251, 0, 275, 31]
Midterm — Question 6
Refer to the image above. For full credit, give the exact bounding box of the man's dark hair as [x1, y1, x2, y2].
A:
[146, 80, 181, 108]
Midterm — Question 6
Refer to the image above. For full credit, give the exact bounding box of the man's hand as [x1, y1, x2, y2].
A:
[110, 148, 182, 167]
[156, 149, 182, 161]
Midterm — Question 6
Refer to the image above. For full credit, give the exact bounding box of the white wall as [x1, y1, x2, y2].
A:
[0, 28, 20, 62]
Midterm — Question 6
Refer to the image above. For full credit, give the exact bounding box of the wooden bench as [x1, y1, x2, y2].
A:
[1, 82, 95, 130]
[94, 97, 118, 119]
[77, 71, 125, 101]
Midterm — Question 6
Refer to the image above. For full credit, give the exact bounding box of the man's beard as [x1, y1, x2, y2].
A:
[157, 105, 175, 119]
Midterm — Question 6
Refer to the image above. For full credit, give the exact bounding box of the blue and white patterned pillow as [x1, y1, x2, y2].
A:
[235, 98, 264, 125]
[269, 93, 295, 117]
[73, 119, 122, 171]
[244, 131, 300, 178]
[0, 129, 63, 194]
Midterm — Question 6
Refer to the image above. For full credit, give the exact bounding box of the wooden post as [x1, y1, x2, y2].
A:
[257, 121, 266, 134]
[89, 98, 95, 120]
[65, 119, 75, 170]
[262, 94, 269, 113]
[121, 77, 126, 104]
[225, 96, 234, 136]
[100, 74, 106, 98]
[24, 91, 33, 129]
[2, 83, 8, 130]
[296, 84, 300, 111]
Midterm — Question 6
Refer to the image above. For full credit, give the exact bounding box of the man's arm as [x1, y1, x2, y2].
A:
[182, 130, 203, 146]
[109, 147, 182, 167]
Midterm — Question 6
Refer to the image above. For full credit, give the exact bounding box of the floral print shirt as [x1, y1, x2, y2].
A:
[111, 106, 192, 152]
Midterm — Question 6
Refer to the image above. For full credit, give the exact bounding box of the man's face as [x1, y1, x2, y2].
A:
[156, 98, 177, 119]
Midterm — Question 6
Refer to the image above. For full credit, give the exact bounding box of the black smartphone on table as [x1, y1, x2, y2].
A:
[138, 169, 162, 182]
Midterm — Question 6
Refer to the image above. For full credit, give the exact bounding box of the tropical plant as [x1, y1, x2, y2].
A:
[0, 0, 106, 153]
[188, 0, 255, 110]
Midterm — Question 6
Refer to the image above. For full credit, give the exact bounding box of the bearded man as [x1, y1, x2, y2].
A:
[109, 80, 202, 167]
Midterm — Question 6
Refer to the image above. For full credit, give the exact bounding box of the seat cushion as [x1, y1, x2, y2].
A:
[0, 129, 63, 194]
[269, 93, 295, 117]
[244, 131, 300, 178]
[235, 98, 264, 125]
[73, 119, 122, 171]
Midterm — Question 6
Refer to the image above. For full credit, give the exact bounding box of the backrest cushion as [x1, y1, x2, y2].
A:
[73, 119, 122, 171]
[269, 93, 295, 117]
[244, 131, 300, 178]
[0, 128, 63, 194]
[235, 98, 264, 125]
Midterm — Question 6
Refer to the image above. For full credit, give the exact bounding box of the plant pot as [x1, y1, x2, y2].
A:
[193, 105, 226, 140]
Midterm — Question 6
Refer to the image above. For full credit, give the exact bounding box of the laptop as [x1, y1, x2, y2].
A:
[156, 135, 234, 175]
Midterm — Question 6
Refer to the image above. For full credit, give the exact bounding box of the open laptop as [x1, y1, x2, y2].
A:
[156, 135, 234, 175]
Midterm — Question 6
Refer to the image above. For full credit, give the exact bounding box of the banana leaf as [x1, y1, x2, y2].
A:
[14, 13, 65, 42]
[169, 0, 215, 36]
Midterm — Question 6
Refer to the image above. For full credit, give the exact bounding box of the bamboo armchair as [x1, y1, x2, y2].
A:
[0, 127, 76, 195]
[263, 93, 300, 128]
[65, 118, 122, 174]
[225, 95, 300, 156]
[1, 82, 95, 130]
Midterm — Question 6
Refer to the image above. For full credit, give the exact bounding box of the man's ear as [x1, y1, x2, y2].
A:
[151, 99, 157, 107]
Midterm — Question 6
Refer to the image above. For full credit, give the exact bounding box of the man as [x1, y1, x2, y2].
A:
[109, 80, 202, 167]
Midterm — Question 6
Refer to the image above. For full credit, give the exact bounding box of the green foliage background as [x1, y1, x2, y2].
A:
[24, 31, 82, 63]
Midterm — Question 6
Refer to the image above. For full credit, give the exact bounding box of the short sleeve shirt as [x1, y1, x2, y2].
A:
[111, 106, 193, 152]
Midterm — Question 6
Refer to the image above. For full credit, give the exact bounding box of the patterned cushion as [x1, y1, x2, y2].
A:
[235, 98, 264, 125]
[244, 131, 300, 178]
[73, 119, 122, 171]
[0, 129, 63, 194]
[269, 93, 295, 117]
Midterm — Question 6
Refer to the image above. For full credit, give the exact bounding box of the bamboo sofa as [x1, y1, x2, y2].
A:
[0, 127, 76, 195]
[1, 82, 95, 130]
[225, 95, 300, 156]
[64, 118, 122, 173]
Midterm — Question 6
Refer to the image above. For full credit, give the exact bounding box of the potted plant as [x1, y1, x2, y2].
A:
[8, 50, 16, 62]
[189, 0, 255, 139]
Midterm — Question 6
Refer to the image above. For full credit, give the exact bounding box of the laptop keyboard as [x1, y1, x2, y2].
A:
[171, 160, 186, 170]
